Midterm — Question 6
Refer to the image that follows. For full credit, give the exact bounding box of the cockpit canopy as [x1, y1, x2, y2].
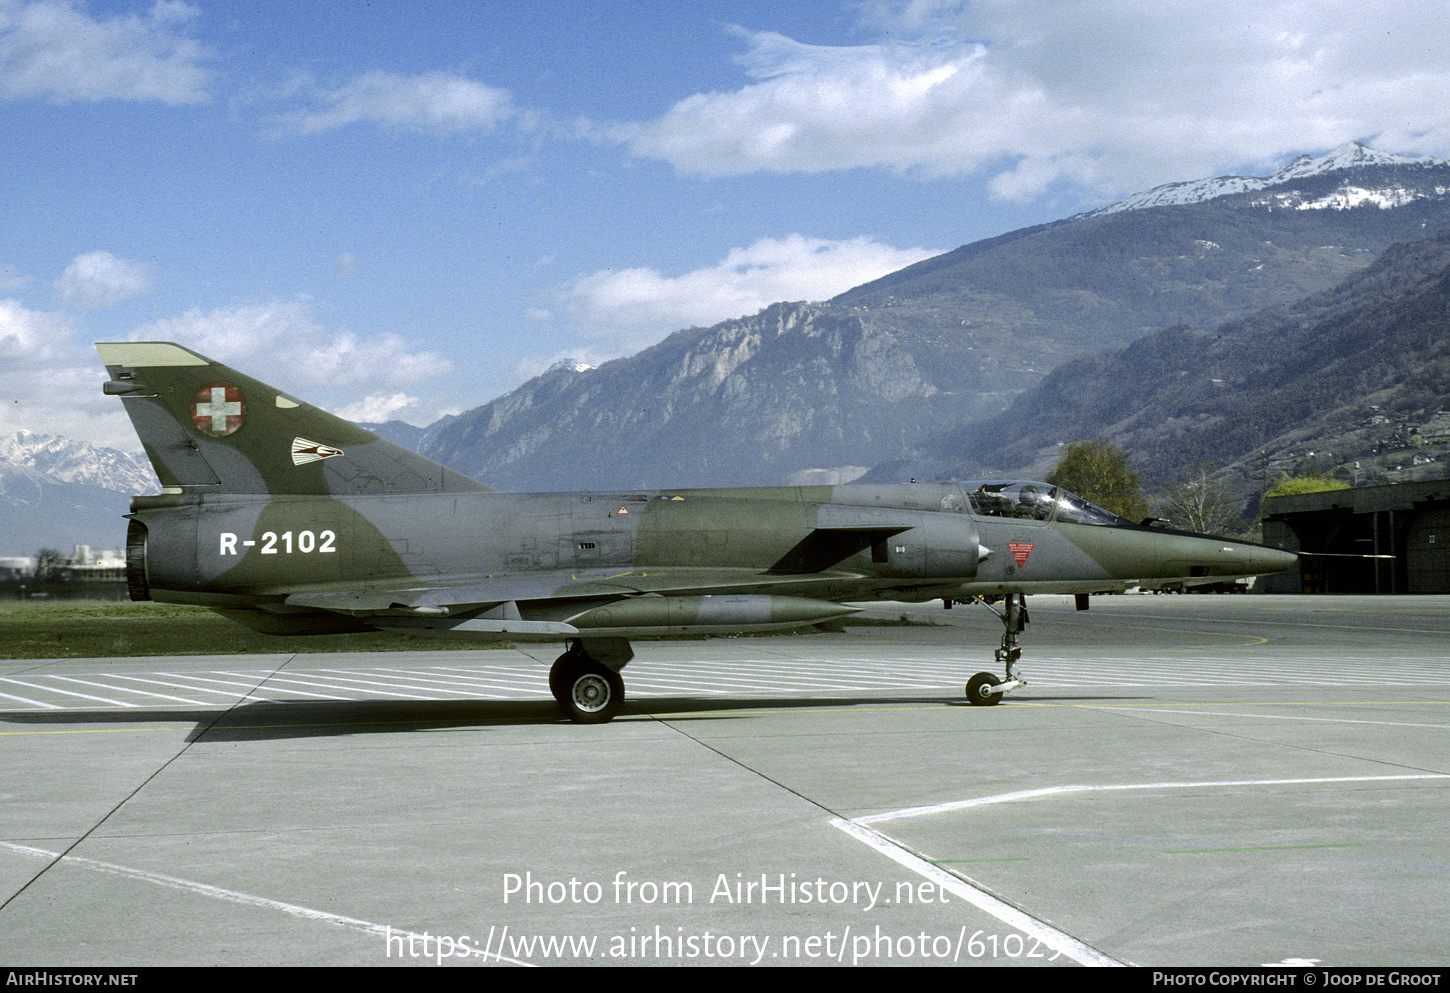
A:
[967, 482, 1124, 527]
[823, 480, 1129, 527]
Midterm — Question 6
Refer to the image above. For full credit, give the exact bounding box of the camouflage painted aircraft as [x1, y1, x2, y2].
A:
[98, 342, 1297, 723]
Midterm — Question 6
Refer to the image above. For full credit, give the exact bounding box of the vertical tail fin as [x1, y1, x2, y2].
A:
[97, 342, 486, 496]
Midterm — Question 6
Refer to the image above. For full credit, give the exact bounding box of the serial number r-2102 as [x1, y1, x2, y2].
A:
[219, 530, 337, 555]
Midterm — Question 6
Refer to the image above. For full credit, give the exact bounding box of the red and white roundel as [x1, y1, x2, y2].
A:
[191, 382, 246, 437]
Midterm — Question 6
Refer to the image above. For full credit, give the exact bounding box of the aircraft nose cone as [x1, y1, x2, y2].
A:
[1246, 543, 1298, 576]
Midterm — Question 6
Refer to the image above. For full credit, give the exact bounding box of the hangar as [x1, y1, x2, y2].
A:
[1260, 478, 1450, 593]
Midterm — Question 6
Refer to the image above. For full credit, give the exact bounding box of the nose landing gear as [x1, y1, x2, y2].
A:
[964, 593, 1029, 706]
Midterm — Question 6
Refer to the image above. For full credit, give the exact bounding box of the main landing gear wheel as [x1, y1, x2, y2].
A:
[550, 651, 625, 724]
[548, 653, 571, 706]
[965, 671, 1003, 706]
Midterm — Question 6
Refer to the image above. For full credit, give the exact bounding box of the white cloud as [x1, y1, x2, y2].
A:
[0, 296, 67, 364]
[334, 392, 419, 425]
[128, 298, 454, 391]
[0, 302, 138, 448]
[617, 30, 990, 179]
[0, 0, 210, 105]
[559, 234, 939, 351]
[512, 234, 938, 391]
[269, 70, 516, 135]
[54, 250, 151, 309]
[617, 3, 1450, 200]
[0, 298, 456, 449]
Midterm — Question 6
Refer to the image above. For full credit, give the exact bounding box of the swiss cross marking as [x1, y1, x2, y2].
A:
[191, 383, 245, 436]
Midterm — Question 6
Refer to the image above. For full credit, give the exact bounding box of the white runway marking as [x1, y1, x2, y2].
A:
[4, 650, 1450, 711]
[831, 818, 1123, 967]
[834, 773, 1450, 968]
[1084, 705, 1450, 729]
[0, 841, 530, 966]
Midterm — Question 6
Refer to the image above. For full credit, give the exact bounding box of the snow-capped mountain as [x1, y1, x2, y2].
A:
[1085, 142, 1450, 217]
[0, 433, 158, 554]
[1270, 141, 1427, 180]
[1, 431, 157, 494]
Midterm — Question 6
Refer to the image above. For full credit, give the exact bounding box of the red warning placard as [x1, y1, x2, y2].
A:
[1007, 541, 1035, 568]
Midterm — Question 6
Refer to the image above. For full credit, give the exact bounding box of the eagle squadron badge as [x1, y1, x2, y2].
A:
[292, 437, 345, 466]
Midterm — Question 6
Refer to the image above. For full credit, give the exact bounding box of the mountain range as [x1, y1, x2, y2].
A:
[1080, 142, 1445, 216]
[418, 141, 1450, 491]
[0, 433, 156, 554]
[930, 231, 1450, 492]
[8, 141, 1450, 552]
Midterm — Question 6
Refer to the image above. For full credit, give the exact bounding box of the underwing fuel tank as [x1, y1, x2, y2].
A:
[565, 594, 858, 637]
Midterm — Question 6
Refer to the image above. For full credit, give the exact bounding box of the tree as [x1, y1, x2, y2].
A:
[1264, 475, 1350, 498]
[33, 548, 65, 579]
[1045, 439, 1151, 522]
[1159, 467, 1244, 536]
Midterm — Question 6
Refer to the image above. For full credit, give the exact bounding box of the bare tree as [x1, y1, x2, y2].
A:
[1158, 468, 1243, 536]
[33, 548, 65, 578]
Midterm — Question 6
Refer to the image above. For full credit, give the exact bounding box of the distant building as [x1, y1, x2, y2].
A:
[54, 545, 126, 582]
[1, 546, 126, 599]
[0, 557, 35, 579]
[1261, 478, 1450, 593]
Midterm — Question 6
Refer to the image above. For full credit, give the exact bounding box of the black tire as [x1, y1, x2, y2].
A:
[965, 671, 1003, 707]
[548, 652, 572, 706]
[558, 659, 624, 724]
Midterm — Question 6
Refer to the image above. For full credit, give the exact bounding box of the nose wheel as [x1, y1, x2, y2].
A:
[965, 593, 1030, 706]
[965, 671, 1004, 706]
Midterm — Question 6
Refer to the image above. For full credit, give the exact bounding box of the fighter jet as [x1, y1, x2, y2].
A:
[97, 342, 1297, 723]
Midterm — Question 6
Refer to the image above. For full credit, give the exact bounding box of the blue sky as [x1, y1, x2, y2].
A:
[6, 0, 1450, 451]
